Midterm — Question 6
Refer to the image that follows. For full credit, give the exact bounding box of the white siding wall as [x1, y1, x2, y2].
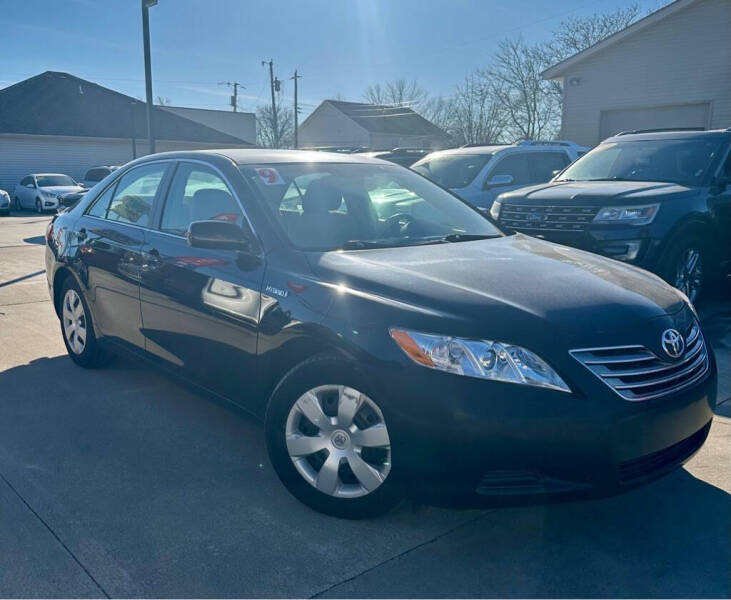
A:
[297, 103, 370, 148]
[0, 134, 243, 193]
[558, 0, 731, 146]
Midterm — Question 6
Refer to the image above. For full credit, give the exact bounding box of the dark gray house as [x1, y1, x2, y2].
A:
[298, 100, 449, 150]
[0, 71, 255, 192]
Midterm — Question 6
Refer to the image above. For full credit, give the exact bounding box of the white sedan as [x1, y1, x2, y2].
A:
[14, 174, 86, 213]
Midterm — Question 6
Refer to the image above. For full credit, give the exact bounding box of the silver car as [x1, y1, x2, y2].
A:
[14, 173, 86, 213]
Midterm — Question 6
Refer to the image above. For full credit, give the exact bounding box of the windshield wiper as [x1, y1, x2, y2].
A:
[439, 233, 502, 243]
[339, 240, 400, 250]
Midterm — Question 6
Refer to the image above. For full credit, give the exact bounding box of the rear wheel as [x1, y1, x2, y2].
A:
[59, 277, 112, 368]
[266, 357, 400, 518]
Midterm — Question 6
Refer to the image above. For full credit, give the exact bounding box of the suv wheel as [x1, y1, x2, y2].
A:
[266, 357, 400, 518]
[662, 235, 706, 303]
[60, 277, 113, 368]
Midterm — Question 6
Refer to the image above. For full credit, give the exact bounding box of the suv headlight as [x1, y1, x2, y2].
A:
[390, 329, 570, 392]
[593, 203, 659, 225]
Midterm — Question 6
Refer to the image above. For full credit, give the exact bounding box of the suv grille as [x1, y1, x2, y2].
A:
[499, 204, 599, 232]
[570, 322, 709, 401]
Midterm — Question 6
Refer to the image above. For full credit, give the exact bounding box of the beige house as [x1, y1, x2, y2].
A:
[298, 100, 450, 150]
[543, 0, 731, 147]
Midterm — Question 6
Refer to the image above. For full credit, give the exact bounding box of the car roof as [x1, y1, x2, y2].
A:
[132, 148, 396, 166]
[31, 173, 73, 177]
[603, 128, 731, 143]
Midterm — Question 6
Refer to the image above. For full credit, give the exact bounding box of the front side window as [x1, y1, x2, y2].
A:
[488, 153, 531, 186]
[160, 163, 242, 235]
[557, 138, 728, 186]
[106, 164, 166, 227]
[36, 175, 76, 187]
[412, 153, 492, 189]
[242, 162, 501, 251]
[86, 184, 117, 218]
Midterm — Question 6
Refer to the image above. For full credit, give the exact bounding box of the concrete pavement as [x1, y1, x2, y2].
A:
[0, 212, 728, 598]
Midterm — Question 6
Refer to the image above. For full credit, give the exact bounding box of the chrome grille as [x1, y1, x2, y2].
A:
[570, 322, 709, 401]
[499, 204, 599, 232]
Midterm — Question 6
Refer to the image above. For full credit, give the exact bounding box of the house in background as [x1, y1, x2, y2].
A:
[298, 100, 450, 150]
[542, 0, 730, 147]
[0, 71, 255, 192]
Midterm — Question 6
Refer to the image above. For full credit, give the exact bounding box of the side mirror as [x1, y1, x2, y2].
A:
[485, 174, 514, 189]
[27, 182, 36, 188]
[551, 169, 562, 178]
[187, 220, 254, 252]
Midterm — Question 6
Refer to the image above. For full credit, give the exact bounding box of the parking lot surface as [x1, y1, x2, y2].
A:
[1, 212, 729, 598]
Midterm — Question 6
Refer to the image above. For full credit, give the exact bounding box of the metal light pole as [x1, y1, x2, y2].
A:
[129, 100, 138, 159]
[141, 0, 158, 154]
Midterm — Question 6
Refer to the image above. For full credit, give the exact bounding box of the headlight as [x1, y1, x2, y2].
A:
[41, 190, 56, 198]
[389, 329, 570, 392]
[593, 203, 659, 225]
[489, 201, 501, 221]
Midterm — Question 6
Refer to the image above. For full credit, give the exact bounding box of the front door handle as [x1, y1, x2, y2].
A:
[76, 227, 87, 241]
[142, 248, 161, 269]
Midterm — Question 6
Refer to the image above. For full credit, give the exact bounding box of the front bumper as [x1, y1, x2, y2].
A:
[378, 351, 716, 503]
[510, 225, 663, 270]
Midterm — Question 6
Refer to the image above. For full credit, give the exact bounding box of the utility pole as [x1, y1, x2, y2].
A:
[262, 59, 281, 147]
[141, 0, 157, 154]
[291, 70, 302, 148]
[219, 81, 244, 112]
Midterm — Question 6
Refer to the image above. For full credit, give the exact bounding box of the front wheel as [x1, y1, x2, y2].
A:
[266, 357, 401, 518]
[35, 199, 43, 214]
[661, 236, 706, 303]
[14, 197, 21, 211]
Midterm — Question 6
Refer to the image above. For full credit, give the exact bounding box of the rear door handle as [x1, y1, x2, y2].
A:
[142, 247, 161, 268]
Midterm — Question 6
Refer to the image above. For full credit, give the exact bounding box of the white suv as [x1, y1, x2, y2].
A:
[412, 140, 588, 211]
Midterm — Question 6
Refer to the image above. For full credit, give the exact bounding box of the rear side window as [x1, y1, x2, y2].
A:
[87, 184, 117, 218]
[489, 153, 531, 185]
[530, 152, 570, 182]
[106, 164, 166, 227]
[160, 163, 242, 235]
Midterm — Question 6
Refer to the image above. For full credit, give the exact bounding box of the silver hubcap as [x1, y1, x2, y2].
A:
[285, 385, 391, 498]
[62, 289, 87, 354]
[674, 247, 703, 302]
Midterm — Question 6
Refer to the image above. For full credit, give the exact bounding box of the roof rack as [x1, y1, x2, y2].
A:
[616, 127, 706, 135]
[517, 139, 581, 147]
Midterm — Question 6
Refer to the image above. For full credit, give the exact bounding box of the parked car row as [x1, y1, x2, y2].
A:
[46, 146, 718, 518]
[2, 165, 119, 215]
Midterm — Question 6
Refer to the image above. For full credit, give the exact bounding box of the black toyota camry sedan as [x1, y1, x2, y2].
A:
[45, 149, 716, 518]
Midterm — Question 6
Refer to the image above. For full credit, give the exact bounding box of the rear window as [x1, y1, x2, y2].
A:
[85, 168, 110, 182]
[412, 153, 492, 189]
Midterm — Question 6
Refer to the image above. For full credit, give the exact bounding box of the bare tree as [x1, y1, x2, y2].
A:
[256, 103, 294, 148]
[156, 96, 171, 106]
[446, 74, 507, 145]
[486, 38, 560, 140]
[363, 79, 429, 108]
[544, 4, 640, 63]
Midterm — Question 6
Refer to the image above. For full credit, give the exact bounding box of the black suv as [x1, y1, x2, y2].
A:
[491, 129, 731, 302]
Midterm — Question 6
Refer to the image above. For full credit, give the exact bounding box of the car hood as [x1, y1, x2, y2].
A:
[41, 186, 85, 195]
[497, 180, 699, 205]
[308, 234, 686, 348]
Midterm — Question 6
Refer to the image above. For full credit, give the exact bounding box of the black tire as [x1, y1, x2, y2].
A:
[35, 198, 43, 214]
[659, 234, 708, 304]
[14, 197, 21, 212]
[59, 277, 113, 368]
[265, 356, 402, 519]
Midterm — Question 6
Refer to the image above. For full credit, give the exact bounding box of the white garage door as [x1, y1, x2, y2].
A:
[599, 103, 711, 140]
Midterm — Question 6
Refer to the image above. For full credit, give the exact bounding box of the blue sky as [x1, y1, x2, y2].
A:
[2, 0, 669, 118]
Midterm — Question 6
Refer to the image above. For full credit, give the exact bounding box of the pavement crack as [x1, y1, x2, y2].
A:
[0, 471, 110, 599]
[309, 508, 496, 599]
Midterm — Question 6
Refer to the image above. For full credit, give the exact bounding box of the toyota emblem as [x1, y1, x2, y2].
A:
[661, 329, 685, 359]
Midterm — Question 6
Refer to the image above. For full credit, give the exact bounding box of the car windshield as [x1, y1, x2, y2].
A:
[242, 162, 501, 251]
[412, 153, 492, 189]
[36, 175, 76, 187]
[556, 138, 726, 186]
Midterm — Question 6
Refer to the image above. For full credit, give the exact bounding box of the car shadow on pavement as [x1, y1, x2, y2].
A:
[0, 355, 728, 598]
